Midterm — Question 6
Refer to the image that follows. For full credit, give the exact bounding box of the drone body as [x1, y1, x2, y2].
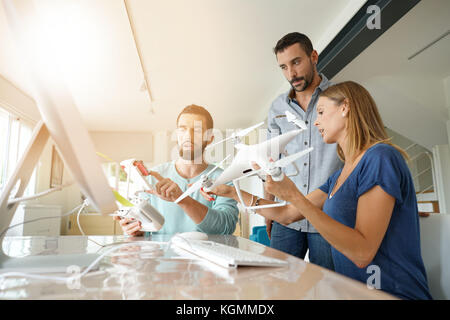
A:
[174, 112, 313, 206]
[202, 128, 305, 192]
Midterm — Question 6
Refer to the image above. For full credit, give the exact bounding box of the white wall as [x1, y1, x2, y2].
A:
[444, 75, 450, 144]
[0, 74, 39, 125]
[434, 76, 450, 214]
[90, 131, 154, 163]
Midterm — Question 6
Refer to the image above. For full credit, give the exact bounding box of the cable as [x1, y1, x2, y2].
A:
[0, 202, 85, 239]
[1, 200, 100, 248]
[7, 181, 74, 205]
[0, 201, 172, 285]
[75, 199, 109, 248]
[0, 242, 142, 283]
[76, 200, 88, 236]
[0, 241, 169, 284]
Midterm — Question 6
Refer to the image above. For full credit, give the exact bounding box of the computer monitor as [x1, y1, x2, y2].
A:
[0, 0, 118, 272]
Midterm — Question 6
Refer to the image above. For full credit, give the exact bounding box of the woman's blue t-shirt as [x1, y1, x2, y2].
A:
[318, 143, 432, 300]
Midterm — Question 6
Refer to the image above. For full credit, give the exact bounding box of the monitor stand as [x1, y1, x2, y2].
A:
[0, 122, 99, 273]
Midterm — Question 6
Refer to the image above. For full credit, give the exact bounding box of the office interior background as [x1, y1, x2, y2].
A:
[0, 0, 449, 299]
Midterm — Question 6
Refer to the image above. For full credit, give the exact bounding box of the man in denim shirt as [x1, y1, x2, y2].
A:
[266, 33, 343, 269]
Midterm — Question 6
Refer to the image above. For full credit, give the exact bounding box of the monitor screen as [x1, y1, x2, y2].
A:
[2, 0, 118, 215]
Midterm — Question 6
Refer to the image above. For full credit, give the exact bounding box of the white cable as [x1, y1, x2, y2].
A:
[75, 199, 108, 248]
[7, 181, 74, 205]
[0, 243, 133, 283]
[0, 241, 168, 284]
[76, 200, 89, 236]
[0, 202, 84, 239]
[0, 198, 171, 284]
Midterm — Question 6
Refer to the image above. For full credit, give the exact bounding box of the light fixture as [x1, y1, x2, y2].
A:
[124, 0, 155, 114]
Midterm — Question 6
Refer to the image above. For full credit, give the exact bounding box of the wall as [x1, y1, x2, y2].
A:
[29, 138, 80, 234]
[433, 76, 450, 214]
[0, 74, 40, 125]
[445, 75, 450, 144]
[90, 131, 154, 163]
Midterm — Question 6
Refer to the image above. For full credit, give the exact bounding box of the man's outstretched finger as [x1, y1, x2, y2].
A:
[148, 170, 164, 181]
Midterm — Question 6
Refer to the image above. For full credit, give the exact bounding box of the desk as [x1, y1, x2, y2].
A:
[0, 235, 396, 299]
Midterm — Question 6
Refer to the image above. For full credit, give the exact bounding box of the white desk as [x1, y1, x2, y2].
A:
[0, 235, 396, 299]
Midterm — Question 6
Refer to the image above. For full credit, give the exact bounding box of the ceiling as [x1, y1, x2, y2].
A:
[333, 0, 450, 150]
[0, 0, 365, 132]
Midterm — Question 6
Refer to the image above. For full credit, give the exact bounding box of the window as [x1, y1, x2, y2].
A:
[101, 161, 153, 202]
[0, 107, 36, 197]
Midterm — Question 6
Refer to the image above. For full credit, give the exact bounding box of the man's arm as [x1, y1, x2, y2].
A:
[265, 104, 281, 239]
[176, 196, 208, 224]
[264, 190, 275, 239]
[146, 171, 209, 223]
[147, 171, 238, 234]
[195, 191, 239, 234]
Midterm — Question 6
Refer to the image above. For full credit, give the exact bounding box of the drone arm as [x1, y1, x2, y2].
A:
[233, 179, 249, 209]
[282, 151, 300, 177]
[232, 180, 303, 225]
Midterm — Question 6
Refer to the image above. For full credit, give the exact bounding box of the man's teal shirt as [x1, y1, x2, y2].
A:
[140, 161, 239, 234]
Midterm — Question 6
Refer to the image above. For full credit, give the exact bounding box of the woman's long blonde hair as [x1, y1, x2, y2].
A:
[319, 81, 408, 161]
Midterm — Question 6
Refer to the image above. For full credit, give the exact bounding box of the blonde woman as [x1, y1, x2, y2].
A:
[204, 81, 432, 300]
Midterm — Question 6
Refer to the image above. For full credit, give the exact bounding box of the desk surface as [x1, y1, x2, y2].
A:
[1, 235, 396, 300]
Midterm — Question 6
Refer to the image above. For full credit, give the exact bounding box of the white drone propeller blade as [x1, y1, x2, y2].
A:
[174, 155, 230, 203]
[235, 121, 265, 137]
[285, 111, 307, 130]
[206, 122, 264, 149]
[285, 111, 297, 122]
[207, 136, 234, 149]
[174, 179, 204, 204]
[273, 147, 313, 168]
[205, 155, 231, 178]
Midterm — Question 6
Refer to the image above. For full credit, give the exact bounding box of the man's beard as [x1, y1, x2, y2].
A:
[290, 61, 315, 92]
[179, 142, 207, 162]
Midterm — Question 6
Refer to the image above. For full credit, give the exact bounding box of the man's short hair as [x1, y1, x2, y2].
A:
[273, 32, 314, 56]
[176, 104, 214, 130]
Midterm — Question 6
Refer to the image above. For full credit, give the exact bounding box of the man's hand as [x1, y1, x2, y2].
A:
[199, 184, 236, 201]
[113, 216, 144, 236]
[145, 171, 184, 202]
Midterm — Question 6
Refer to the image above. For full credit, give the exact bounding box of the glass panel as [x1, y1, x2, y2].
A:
[0, 110, 36, 195]
[0, 108, 9, 190]
[7, 116, 20, 179]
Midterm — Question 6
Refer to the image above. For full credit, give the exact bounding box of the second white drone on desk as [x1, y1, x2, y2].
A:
[174, 111, 313, 210]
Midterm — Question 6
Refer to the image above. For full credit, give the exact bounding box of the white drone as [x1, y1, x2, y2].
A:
[174, 111, 313, 210]
[111, 159, 164, 232]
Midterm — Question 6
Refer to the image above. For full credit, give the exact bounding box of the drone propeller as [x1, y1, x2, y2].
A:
[206, 122, 265, 149]
[272, 147, 313, 168]
[206, 155, 231, 177]
[174, 155, 231, 204]
[285, 111, 307, 130]
[174, 179, 204, 204]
